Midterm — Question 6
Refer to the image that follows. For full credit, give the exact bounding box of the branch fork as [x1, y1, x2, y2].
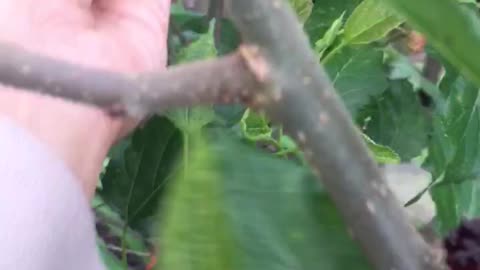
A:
[0, 1, 446, 269]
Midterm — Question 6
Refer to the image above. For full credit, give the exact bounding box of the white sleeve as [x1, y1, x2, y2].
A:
[0, 117, 106, 270]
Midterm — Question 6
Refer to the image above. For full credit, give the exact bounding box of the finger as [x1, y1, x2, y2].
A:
[92, 0, 171, 70]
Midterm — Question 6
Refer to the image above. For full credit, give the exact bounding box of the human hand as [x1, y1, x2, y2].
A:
[0, 0, 171, 198]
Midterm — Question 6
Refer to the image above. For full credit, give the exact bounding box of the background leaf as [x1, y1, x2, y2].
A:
[379, 0, 480, 87]
[424, 54, 480, 234]
[288, 0, 314, 23]
[95, 196, 152, 270]
[175, 21, 217, 64]
[168, 21, 217, 134]
[214, 19, 242, 56]
[100, 117, 183, 231]
[305, 0, 361, 43]
[362, 80, 429, 160]
[170, 2, 210, 34]
[325, 46, 389, 117]
[343, 0, 403, 45]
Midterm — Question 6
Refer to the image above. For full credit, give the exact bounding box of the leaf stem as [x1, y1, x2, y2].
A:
[183, 132, 190, 177]
[121, 225, 128, 269]
[321, 41, 346, 64]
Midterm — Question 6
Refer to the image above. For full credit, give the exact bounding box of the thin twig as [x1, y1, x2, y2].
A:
[106, 244, 151, 257]
[0, 42, 261, 118]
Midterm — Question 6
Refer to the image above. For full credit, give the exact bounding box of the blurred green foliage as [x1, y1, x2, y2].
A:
[94, 0, 480, 269]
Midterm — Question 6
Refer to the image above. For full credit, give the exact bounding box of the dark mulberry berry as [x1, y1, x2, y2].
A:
[444, 218, 480, 270]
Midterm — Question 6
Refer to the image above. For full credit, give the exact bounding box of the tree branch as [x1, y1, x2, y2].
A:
[225, 1, 444, 270]
[0, 43, 259, 117]
[0, 1, 445, 269]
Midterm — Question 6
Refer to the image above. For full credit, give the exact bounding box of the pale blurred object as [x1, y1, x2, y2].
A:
[382, 164, 436, 228]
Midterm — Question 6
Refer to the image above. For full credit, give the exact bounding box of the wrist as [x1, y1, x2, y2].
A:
[0, 86, 120, 199]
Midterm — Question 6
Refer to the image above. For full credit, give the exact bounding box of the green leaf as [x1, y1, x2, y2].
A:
[170, 2, 210, 34]
[288, 0, 314, 23]
[385, 47, 446, 111]
[100, 117, 183, 230]
[343, 0, 403, 45]
[314, 12, 345, 58]
[213, 104, 246, 127]
[160, 134, 237, 269]
[363, 80, 429, 160]
[175, 22, 217, 64]
[240, 109, 272, 141]
[98, 240, 125, 270]
[305, 0, 361, 43]
[95, 195, 151, 269]
[214, 19, 241, 56]
[427, 59, 480, 184]
[362, 134, 401, 164]
[168, 22, 217, 134]
[278, 135, 298, 153]
[159, 131, 372, 270]
[425, 55, 480, 234]
[379, 0, 480, 88]
[212, 19, 247, 127]
[325, 46, 388, 117]
[167, 107, 216, 134]
[431, 179, 480, 235]
[95, 195, 149, 251]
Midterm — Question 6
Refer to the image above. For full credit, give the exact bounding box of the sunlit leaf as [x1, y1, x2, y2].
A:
[167, 107, 216, 134]
[160, 134, 237, 269]
[363, 134, 400, 164]
[240, 109, 272, 141]
[315, 12, 345, 59]
[176, 21, 217, 64]
[343, 0, 403, 45]
[379, 0, 480, 88]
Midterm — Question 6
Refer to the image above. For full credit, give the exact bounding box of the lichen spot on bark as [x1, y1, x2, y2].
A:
[239, 45, 271, 84]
